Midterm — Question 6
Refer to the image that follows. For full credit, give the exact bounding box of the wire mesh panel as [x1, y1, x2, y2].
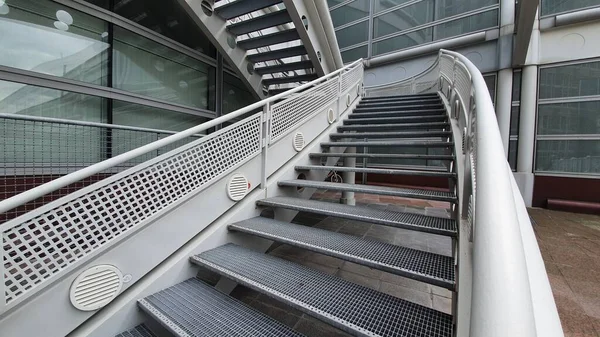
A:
[340, 63, 363, 94]
[270, 78, 339, 142]
[1, 113, 261, 305]
[454, 61, 472, 115]
[0, 117, 200, 223]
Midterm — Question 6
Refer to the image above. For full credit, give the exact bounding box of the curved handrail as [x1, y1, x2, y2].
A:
[364, 49, 563, 337]
[0, 59, 363, 214]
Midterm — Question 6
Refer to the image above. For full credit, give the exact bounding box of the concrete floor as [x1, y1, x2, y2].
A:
[227, 190, 600, 336]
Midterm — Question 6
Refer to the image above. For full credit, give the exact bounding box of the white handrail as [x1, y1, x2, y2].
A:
[0, 59, 362, 214]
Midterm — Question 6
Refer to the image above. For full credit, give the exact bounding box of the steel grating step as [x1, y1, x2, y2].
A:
[255, 60, 314, 75]
[357, 100, 442, 109]
[215, 0, 282, 19]
[238, 29, 300, 50]
[263, 73, 318, 86]
[138, 278, 305, 337]
[229, 217, 455, 289]
[228, 10, 292, 35]
[354, 104, 444, 113]
[278, 180, 457, 202]
[295, 165, 456, 178]
[247, 46, 307, 62]
[257, 196, 457, 236]
[321, 140, 453, 148]
[114, 324, 156, 337]
[191, 244, 453, 337]
[362, 93, 439, 101]
[349, 109, 446, 118]
[338, 122, 450, 132]
[344, 115, 447, 125]
[330, 130, 451, 139]
[357, 97, 441, 106]
[309, 152, 455, 161]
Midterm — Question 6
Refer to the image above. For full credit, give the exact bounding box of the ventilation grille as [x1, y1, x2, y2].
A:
[70, 265, 123, 311]
[327, 108, 335, 124]
[293, 132, 305, 152]
[227, 174, 249, 201]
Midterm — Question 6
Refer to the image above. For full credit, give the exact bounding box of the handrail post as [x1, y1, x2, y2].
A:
[260, 102, 270, 190]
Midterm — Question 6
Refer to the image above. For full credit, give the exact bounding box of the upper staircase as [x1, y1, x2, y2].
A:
[0, 52, 562, 337]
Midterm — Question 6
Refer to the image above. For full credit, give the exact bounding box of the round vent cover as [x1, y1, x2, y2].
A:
[292, 132, 305, 152]
[70, 265, 123, 311]
[356, 84, 361, 96]
[227, 173, 249, 201]
[327, 108, 335, 124]
[346, 94, 351, 107]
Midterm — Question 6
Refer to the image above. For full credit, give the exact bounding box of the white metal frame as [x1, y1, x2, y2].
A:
[364, 49, 563, 337]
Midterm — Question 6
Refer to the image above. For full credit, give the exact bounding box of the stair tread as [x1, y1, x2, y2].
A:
[257, 196, 457, 236]
[229, 217, 455, 288]
[358, 97, 441, 105]
[191, 244, 453, 337]
[238, 29, 300, 50]
[363, 93, 439, 101]
[321, 140, 453, 147]
[354, 104, 444, 111]
[215, 0, 282, 19]
[295, 165, 456, 178]
[349, 109, 446, 118]
[255, 60, 314, 75]
[344, 115, 447, 124]
[114, 324, 156, 337]
[338, 122, 449, 131]
[228, 10, 291, 35]
[357, 101, 442, 109]
[278, 180, 457, 202]
[309, 152, 455, 160]
[247, 45, 307, 62]
[138, 278, 305, 337]
[330, 130, 451, 139]
[263, 73, 318, 86]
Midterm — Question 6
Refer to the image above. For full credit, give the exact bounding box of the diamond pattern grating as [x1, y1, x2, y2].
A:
[191, 244, 453, 337]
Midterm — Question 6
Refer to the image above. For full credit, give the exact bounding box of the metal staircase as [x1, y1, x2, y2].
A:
[0, 52, 562, 337]
[135, 93, 457, 337]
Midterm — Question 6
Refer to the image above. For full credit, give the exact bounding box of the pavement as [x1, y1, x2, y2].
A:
[224, 189, 600, 337]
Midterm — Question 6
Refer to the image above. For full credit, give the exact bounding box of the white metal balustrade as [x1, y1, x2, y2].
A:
[0, 49, 562, 337]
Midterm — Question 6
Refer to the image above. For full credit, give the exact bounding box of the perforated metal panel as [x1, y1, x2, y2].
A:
[2, 114, 261, 304]
[70, 265, 123, 311]
[341, 64, 363, 94]
[454, 62, 472, 114]
[270, 78, 338, 143]
[439, 55, 454, 83]
[192, 244, 453, 337]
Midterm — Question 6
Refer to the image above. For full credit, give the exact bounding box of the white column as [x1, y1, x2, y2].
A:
[496, 69, 513, 156]
[341, 147, 356, 205]
[517, 65, 537, 174]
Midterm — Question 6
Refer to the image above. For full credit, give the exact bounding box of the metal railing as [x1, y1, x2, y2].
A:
[365, 50, 563, 337]
[0, 114, 203, 223]
[0, 59, 363, 314]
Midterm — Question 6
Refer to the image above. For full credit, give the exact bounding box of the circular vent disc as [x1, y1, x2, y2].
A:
[70, 265, 123, 311]
[327, 108, 335, 124]
[227, 173, 249, 201]
[293, 132, 305, 152]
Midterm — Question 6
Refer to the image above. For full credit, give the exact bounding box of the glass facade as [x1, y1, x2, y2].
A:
[509, 70, 522, 170]
[330, 0, 500, 62]
[541, 0, 600, 16]
[536, 61, 600, 175]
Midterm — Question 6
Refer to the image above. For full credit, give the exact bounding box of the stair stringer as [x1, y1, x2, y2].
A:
[62, 94, 363, 337]
[174, 0, 266, 99]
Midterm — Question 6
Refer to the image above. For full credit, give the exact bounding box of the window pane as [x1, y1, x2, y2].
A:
[223, 73, 257, 114]
[537, 101, 600, 135]
[336, 21, 369, 49]
[113, 26, 214, 110]
[0, 80, 106, 122]
[328, 0, 346, 7]
[331, 0, 370, 27]
[541, 0, 600, 16]
[375, 0, 414, 13]
[433, 9, 498, 40]
[1, 0, 109, 86]
[536, 140, 600, 174]
[342, 45, 369, 63]
[112, 100, 207, 132]
[510, 106, 520, 136]
[373, 0, 435, 38]
[435, 0, 498, 20]
[508, 139, 518, 171]
[113, 0, 216, 56]
[373, 28, 433, 56]
[484, 74, 496, 104]
[539, 61, 600, 99]
[512, 70, 522, 101]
